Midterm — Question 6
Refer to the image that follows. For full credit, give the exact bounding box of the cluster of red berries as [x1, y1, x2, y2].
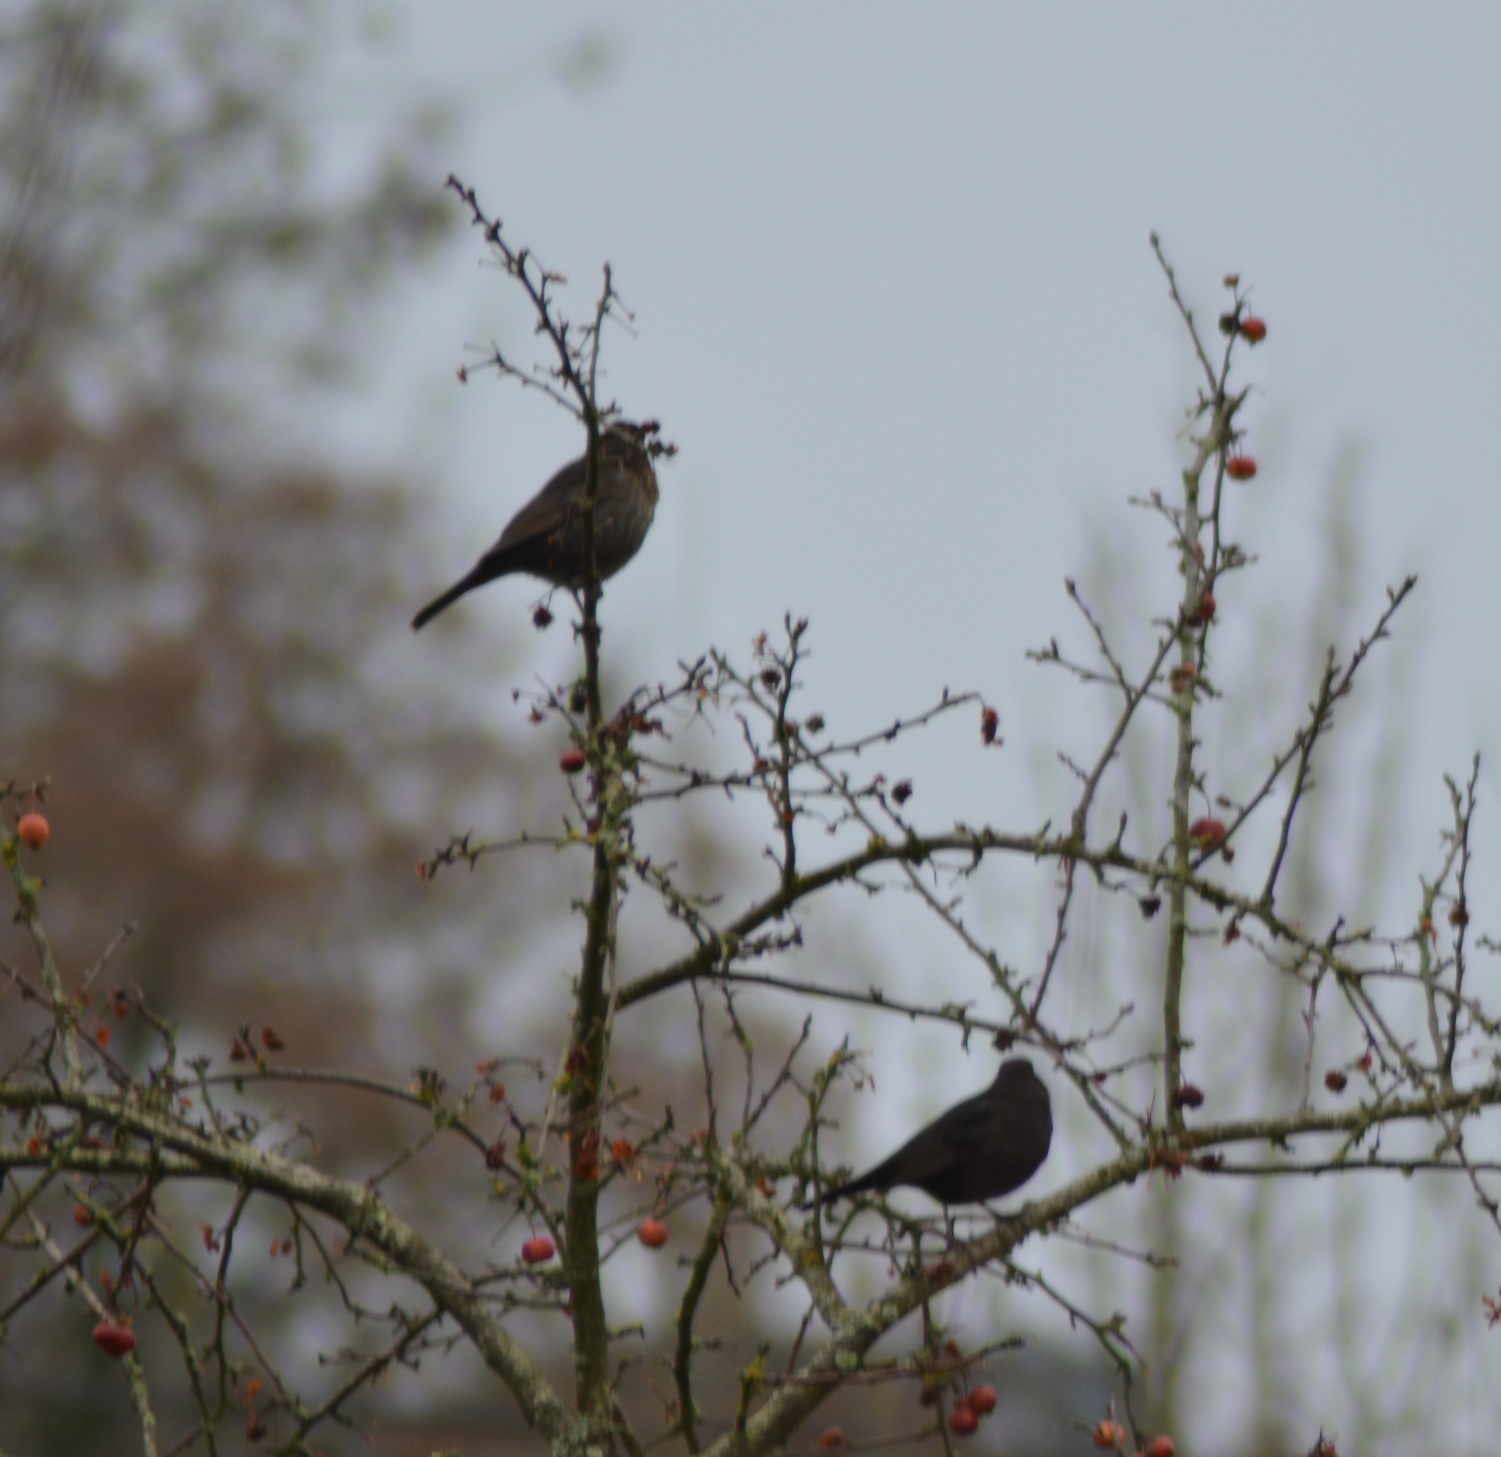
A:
[1093, 1418, 1176, 1456]
[945, 1381, 998, 1436]
[816, 1379, 998, 1448]
[519, 1214, 669, 1268]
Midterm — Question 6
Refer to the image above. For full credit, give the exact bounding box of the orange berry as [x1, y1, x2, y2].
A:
[1094, 1419, 1127, 1448]
[637, 1216, 669, 1249]
[92, 1319, 137, 1358]
[521, 1235, 555, 1265]
[1147, 1439, 1176, 1457]
[948, 1401, 979, 1436]
[1239, 316, 1267, 342]
[1225, 454, 1257, 481]
[17, 812, 49, 848]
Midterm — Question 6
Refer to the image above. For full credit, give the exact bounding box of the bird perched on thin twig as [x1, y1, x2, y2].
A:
[411, 422, 661, 631]
[808, 1057, 1052, 1208]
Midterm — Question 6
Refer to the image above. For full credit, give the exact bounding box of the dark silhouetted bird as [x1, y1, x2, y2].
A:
[810, 1057, 1052, 1208]
[412, 424, 660, 630]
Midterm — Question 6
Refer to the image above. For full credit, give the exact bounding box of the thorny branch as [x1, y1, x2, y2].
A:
[4, 220, 1499, 1457]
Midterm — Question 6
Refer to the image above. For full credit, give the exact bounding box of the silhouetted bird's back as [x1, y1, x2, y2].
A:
[412, 425, 660, 630]
[812, 1057, 1052, 1207]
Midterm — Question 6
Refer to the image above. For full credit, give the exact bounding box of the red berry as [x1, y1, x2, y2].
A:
[1187, 590, 1216, 626]
[17, 812, 49, 849]
[1094, 1419, 1126, 1448]
[559, 749, 587, 774]
[980, 706, 1000, 745]
[1239, 316, 1267, 342]
[521, 1235, 555, 1265]
[1147, 1438, 1176, 1457]
[948, 1401, 979, 1436]
[817, 1427, 849, 1452]
[1225, 454, 1257, 481]
[638, 1216, 669, 1249]
[1324, 1070, 1348, 1093]
[1188, 816, 1228, 849]
[92, 1319, 137, 1358]
[1172, 1083, 1205, 1109]
[968, 1383, 997, 1415]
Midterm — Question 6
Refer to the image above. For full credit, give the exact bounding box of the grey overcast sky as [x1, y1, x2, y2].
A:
[344, 4, 1501, 783]
[342, 2, 1501, 972]
[309, 9, 1501, 1451]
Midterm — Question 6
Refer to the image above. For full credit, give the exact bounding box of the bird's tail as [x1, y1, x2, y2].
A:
[411, 572, 483, 631]
[801, 1175, 869, 1211]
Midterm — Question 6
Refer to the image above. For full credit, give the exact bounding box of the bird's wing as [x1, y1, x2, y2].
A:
[854, 1093, 991, 1191]
[488, 458, 581, 557]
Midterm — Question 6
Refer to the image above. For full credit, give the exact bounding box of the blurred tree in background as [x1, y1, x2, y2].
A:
[0, 4, 564, 1446]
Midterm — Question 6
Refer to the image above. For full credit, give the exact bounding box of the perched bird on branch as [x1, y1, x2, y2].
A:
[412, 422, 661, 630]
[809, 1056, 1052, 1208]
